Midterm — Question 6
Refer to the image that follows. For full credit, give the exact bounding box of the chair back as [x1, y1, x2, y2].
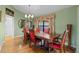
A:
[23, 27, 28, 44]
[29, 30, 36, 42]
[36, 28, 40, 33]
[61, 30, 68, 45]
[60, 30, 68, 52]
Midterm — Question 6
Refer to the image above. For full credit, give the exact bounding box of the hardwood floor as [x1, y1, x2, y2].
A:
[0, 36, 47, 53]
[0, 36, 75, 53]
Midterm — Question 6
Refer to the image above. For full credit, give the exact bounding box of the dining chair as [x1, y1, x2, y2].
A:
[35, 28, 40, 33]
[48, 30, 68, 53]
[29, 30, 41, 47]
[23, 27, 28, 45]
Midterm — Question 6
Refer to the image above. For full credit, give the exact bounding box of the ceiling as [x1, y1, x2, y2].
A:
[13, 5, 74, 17]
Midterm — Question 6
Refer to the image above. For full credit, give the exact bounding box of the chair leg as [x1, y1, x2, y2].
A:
[29, 42, 32, 47]
[60, 46, 65, 53]
[48, 47, 51, 53]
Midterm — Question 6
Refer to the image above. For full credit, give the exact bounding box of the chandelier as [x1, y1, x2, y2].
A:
[25, 5, 34, 19]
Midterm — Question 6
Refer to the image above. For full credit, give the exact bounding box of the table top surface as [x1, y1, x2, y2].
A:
[36, 31, 50, 39]
[26, 30, 60, 40]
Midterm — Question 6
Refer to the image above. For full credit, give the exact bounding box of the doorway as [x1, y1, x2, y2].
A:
[5, 15, 14, 40]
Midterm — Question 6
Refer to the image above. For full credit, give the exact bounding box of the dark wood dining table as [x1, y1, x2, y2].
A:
[35, 31, 60, 52]
[26, 30, 60, 52]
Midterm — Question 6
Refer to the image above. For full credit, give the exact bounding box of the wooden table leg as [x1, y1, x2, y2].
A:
[48, 47, 51, 53]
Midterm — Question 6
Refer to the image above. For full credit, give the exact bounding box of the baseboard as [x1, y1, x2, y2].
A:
[65, 43, 76, 52]
[0, 40, 5, 45]
[14, 35, 24, 40]
[71, 45, 76, 49]
[66, 45, 76, 53]
[15, 35, 23, 37]
[0, 40, 5, 51]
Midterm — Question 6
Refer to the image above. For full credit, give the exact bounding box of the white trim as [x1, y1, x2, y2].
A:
[0, 40, 5, 45]
[71, 45, 76, 48]
[65, 42, 76, 48]
[0, 40, 5, 52]
[15, 35, 23, 38]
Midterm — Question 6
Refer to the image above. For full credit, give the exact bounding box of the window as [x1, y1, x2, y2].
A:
[39, 21, 49, 32]
[39, 21, 43, 31]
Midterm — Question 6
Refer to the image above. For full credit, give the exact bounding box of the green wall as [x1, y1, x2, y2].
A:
[0, 5, 78, 51]
[4, 5, 25, 36]
[0, 5, 25, 43]
[77, 6, 79, 52]
[0, 5, 5, 43]
[55, 6, 77, 47]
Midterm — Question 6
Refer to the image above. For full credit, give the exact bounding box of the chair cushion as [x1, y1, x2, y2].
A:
[49, 43, 61, 49]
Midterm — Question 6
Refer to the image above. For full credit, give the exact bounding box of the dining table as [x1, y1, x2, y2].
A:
[25, 30, 60, 52]
[35, 31, 60, 52]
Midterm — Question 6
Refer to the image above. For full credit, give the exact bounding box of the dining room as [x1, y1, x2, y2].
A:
[0, 5, 77, 53]
[14, 5, 76, 53]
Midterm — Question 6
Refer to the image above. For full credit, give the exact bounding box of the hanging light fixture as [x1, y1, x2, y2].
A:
[25, 5, 34, 19]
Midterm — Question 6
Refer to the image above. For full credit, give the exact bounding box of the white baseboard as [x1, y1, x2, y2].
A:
[71, 45, 76, 48]
[0, 40, 5, 51]
[14, 35, 24, 40]
[15, 35, 23, 38]
[0, 40, 5, 45]
[65, 43, 76, 48]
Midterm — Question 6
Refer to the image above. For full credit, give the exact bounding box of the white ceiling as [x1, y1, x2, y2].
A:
[13, 5, 74, 17]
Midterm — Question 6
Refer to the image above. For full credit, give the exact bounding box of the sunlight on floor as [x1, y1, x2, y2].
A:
[0, 36, 34, 53]
[0, 36, 75, 53]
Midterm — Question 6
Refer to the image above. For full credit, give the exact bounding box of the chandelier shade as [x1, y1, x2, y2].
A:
[25, 14, 34, 18]
[25, 5, 34, 19]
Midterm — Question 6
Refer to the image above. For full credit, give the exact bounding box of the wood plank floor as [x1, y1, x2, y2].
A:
[0, 37, 47, 53]
[0, 36, 75, 53]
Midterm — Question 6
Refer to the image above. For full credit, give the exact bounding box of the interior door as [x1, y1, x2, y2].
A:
[5, 15, 14, 40]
